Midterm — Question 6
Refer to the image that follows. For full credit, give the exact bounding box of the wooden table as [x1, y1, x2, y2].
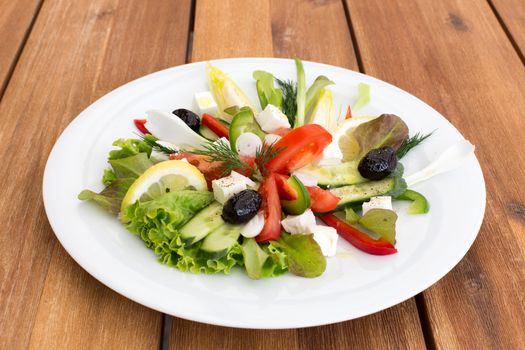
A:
[1, 0, 524, 348]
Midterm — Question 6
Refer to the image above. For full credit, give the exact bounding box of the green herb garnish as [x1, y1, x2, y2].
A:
[139, 134, 178, 155]
[396, 131, 434, 159]
[276, 79, 297, 126]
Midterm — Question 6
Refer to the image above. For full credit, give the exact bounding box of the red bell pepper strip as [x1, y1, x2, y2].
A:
[274, 174, 298, 200]
[345, 105, 352, 119]
[320, 214, 397, 255]
[202, 113, 229, 139]
[256, 173, 283, 242]
[134, 119, 150, 134]
[306, 186, 339, 213]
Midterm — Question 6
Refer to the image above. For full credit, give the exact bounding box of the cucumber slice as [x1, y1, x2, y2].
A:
[199, 125, 219, 141]
[200, 223, 242, 260]
[281, 175, 311, 215]
[396, 189, 429, 214]
[229, 108, 265, 153]
[330, 178, 395, 209]
[301, 161, 366, 188]
[179, 202, 224, 246]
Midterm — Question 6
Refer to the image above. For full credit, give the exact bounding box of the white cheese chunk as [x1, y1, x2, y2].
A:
[255, 104, 291, 133]
[230, 170, 256, 187]
[241, 211, 265, 238]
[264, 133, 282, 146]
[192, 91, 218, 117]
[310, 225, 339, 257]
[235, 132, 262, 157]
[212, 175, 247, 204]
[281, 209, 316, 234]
[362, 196, 393, 215]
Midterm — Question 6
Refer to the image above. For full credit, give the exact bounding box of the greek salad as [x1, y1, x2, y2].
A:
[79, 59, 467, 279]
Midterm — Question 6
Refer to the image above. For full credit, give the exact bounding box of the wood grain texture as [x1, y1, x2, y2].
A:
[191, 0, 274, 62]
[271, 0, 357, 69]
[170, 1, 426, 348]
[346, 0, 525, 348]
[490, 0, 525, 59]
[0, 0, 192, 348]
[0, 0, 42, 96]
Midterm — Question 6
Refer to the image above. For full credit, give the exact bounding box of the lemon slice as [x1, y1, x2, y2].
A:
[120, 160, 207, 213]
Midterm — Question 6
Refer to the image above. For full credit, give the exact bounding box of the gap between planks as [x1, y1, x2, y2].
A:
[0, 0, 45, 101]
[161, 0, 196, 348]
[485, 0, 525, 65]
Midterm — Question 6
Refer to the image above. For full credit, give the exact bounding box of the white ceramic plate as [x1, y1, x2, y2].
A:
[43, 58, 485, 329]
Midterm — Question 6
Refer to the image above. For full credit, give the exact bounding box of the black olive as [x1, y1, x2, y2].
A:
[172, 108, 200, 133]
[358, 147, 397, 180]
[222, 189, 262, 224]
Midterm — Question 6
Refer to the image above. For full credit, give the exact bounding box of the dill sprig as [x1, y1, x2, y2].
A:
[256, 142, 285, 176]
[184, 139, 247, 176]
[139, 134, 178, 155]
[277, 78, 297, 126]
[397, 131, 434, 159]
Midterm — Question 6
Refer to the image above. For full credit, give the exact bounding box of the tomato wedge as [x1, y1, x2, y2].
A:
[133, 119, 150, 134]
[265, 124, 332, 174]
[202, 113, 229, 139]
[306, 186, 340, 213]
[320, 214, 397, 255]
[256, 173, 282, 242]
[345, 105, 352, 119]
[274, 174, 298, 200]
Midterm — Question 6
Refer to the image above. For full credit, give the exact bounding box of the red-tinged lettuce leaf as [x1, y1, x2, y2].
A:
[78, 178, 135, 215]
[341, 114, 409, 161]
[359, 208, 398, 245]
[272, 233, 326, 278]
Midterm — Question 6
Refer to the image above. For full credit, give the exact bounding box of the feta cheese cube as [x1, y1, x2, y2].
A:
[281, 209, 317, 234]
[212, 175, 247, 204]
[310, 225, 338, 257]
[230, 170, 256, 187]
[362, 196, 393, 215]
[193, 91, 218, 117]
[255, 104, 291, 133]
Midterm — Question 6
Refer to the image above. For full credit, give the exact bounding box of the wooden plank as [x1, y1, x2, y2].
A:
[170, 1, 426, 348]
[0, 0, 192, 348]
[345, 0, 525, 348]
[490, 0, 525, 59]
[0, 0, 42, 96]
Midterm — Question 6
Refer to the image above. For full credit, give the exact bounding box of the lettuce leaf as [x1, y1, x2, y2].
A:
[262, 242, 288, 277]
[124, 191, 246, 274]
[253, 70, 283, 110]
[272, 233, 325, 278]
[102, 169, 117, 186]
[109, 138, 152, 160]
[342, 114, 409, 161]
[109, 153, 153, 179]
[78, 178, 135, 214]
[353, 82, 370, 111]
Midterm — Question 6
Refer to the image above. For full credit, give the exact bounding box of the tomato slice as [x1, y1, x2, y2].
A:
[202, 113, 229, 139]
[134, 119, 150, 134]
[306, 186, 340, 213]
[274, 174, 298, 200]
[265, 124, 332, 174]
[345, 105, 352, 119]
[256, 174, 282, 242]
